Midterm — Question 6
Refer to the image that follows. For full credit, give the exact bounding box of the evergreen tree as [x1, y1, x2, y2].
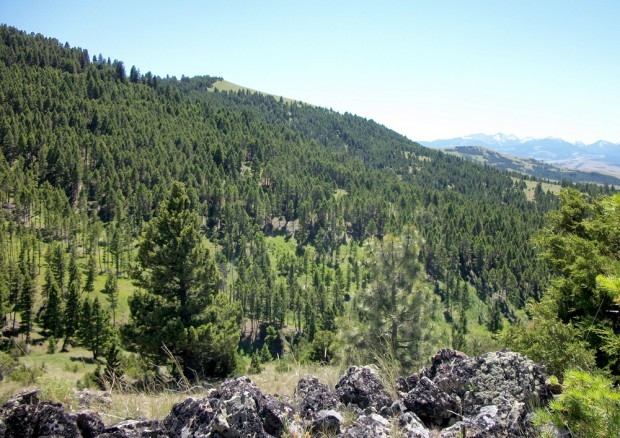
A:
[0, 255, 9, 324]
[340, 230, 442, 371]
[61, 273, 81, 351]
[84, 251, 96, 293]
[103, 272, 119, 326]
[81, 298, 111, 360]
[103, 342, 124, 387]
[19, 267, 35, 345]
[41, 268, 62, 337]
[48, 243, 65, 295]
[122, 182, 241, 378]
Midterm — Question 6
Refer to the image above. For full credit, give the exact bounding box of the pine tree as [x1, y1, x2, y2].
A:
[19, 267, 35, 346]
[84, 251, 96, 293]
[122, 182, 241, 379]
[103, 272, 119, 326]
[41, 268, 62, 337]
[61, 274, 81, 351]
[0, 254, 9, 324]
[83, 298, 111, 360]
[341, 230, 442, 371]
[48, 243, 65, 295]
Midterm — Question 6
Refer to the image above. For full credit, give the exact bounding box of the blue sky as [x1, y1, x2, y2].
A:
[3, 1, 619, 143]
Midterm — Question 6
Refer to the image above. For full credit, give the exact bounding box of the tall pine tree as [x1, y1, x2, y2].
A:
[122, 182, 241, 379]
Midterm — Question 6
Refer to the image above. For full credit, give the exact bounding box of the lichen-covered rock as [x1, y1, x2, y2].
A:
[311, 409, 343, 435]
[294, 375, 340, 417]
[343, 413, 392, 437]
[99, 419, 164, 437]
[398, 412, 430, 437]
[74, 389, 112, 409]
[401, 349, 550, 436]
[75, 410, 106, 438]
[163, 395, 219, 436]
[164, 376, 294, 437]
[259, 393, 296, 437]
[335, 365, 393, 411]
[0, 390, 81, 438]
[403, 376, 462, 427]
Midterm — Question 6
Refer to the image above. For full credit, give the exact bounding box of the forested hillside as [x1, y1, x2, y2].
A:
[0, 25, 615, 380]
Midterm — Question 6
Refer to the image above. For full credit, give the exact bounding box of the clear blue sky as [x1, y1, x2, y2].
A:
[3, 0, 619, 143]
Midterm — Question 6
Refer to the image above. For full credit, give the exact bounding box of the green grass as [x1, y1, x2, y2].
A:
[522, 179, 562, 201]
[211, 80, 299, 105]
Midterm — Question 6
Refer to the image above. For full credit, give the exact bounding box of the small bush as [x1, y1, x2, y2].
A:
[534, 370, 620, 438]
[64, 362, 80, 373]
[77, 367, 104, 390]
[275, 357, 290, 374]
[260, 344, 272, 363]
[0, 352, 17, 381]
[37, 376, 75, 406]
[46, 337, 57, 354]
[247, 352, 262, 374]
[8, 363, 44, 385]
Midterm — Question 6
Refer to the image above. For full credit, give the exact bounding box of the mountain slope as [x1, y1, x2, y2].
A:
[423, 134, 620, 178]
[444, 146, 620, 186]
[1, 23, 616, 353]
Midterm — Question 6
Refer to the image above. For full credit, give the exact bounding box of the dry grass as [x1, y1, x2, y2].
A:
[251, 362, 344, 397]
[95, 391, 189, 424]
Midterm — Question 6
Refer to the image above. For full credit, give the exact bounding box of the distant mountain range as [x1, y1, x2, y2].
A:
[421, 134, 620, 178]
[439, 146, 620, 186]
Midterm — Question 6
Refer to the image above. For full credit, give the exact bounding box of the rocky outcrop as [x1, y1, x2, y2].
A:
[0, 349, 552, 437]
[335, 365, 393, 412]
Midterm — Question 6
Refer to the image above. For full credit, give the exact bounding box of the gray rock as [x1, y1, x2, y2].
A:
[403, 376, 462, 427]
[343, 413, 392, 437]
[402, 349, 551, 436]
[259, 393, 296, 437]
[0, 390, 81, 438]
[74, 389, 112, 409]
[398, 412, 431, 438]
[99, 419, 165, 437]
[294, 375, 340, 417]
[163, 395, 218, 436]
[335, 365, 393, 411]
[75, 410, 105, 438]
[311, 409, 343, 436]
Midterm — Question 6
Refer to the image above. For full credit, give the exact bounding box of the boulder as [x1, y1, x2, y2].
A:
[0, 390, 82, 438]
[343, 413, 392, 437]
[294, 375, 340, 417]
[311, 409, 343, 436]
[403, 376, 462, 427]
[75, 410, 106, 438]
[401, 349, 551, 436]
[164, 376, 294, 437]
[398, 412, 431, 437]
[335, 365, 393, 411]
[163, 395, 219, 436]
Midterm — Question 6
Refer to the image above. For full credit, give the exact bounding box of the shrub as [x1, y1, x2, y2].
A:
[501, 299, 595, 380]
[534, 370, 620, 437]
[247, 352, 262, 374]
[37, 376, 75, 406]
[0, 352, 17, 381]
[7, 363, 44, 385]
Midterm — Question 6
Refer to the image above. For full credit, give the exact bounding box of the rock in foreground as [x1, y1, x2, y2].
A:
[0, 349, 551, 437]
